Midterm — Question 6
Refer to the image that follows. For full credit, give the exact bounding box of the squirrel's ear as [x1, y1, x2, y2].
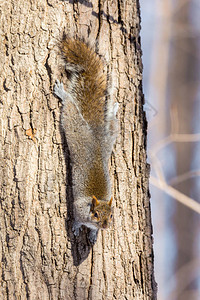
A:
[108, 197, 113, 207]
[92, 195, 100, 207]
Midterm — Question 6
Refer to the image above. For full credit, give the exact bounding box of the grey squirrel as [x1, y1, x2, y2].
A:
[54, 38, 118, 244]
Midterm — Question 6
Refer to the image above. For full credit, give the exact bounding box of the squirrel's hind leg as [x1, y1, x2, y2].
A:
[54, 80, 67, 103]
[106, 101, 119, 120]
[104, 102, 119, 152]
[113, 102, 119, 117]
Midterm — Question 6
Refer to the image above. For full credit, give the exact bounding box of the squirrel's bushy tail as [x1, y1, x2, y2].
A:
[62, 38, 107, 126]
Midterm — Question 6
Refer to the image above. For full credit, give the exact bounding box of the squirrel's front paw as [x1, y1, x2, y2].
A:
[72, 222, 82, 237]
[88, 229, 98, 245]
[54, 79, 67, 102]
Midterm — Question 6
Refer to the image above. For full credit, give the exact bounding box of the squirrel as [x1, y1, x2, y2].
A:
[54, 38, 118, 244]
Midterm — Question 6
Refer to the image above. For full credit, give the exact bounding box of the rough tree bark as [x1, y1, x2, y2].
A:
[0, 0, 156, 299]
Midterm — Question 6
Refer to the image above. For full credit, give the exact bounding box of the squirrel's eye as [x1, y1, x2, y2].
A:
[110, 214, 113, 219]
[94, 212, 98, 218]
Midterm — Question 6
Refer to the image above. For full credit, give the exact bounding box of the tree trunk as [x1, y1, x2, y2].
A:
[169, 1, 199, 298]
[0, 0, 156, 299]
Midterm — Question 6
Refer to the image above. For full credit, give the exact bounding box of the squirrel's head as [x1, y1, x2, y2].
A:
[90, 195, 113, 229]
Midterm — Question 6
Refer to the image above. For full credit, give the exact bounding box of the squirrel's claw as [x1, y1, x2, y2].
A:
[113, 102, 119, 116]
[54, 79, 67, 102]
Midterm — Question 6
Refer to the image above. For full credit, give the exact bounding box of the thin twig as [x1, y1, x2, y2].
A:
[151, 133, 200, 154]
[169, 170, 200, 185]
[150, 176, 200, 214]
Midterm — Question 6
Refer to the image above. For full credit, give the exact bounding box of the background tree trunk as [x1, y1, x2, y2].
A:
[169, 1, 199, 298]
[0, 0, 156, 299]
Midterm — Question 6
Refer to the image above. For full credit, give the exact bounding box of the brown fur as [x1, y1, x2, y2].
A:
[62, 38, 107, 126]
[85, 143, 109, 199]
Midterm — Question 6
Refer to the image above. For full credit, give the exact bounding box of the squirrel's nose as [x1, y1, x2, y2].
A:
[102, 221, 108, 229]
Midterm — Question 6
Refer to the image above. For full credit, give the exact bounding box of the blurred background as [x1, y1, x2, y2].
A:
[140, 1, 200, 299]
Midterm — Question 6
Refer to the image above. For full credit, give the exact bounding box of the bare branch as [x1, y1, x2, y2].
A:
[151, 133, 200, 154]
[150, 176, 200, 214]
[169, 170, 200, 185]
